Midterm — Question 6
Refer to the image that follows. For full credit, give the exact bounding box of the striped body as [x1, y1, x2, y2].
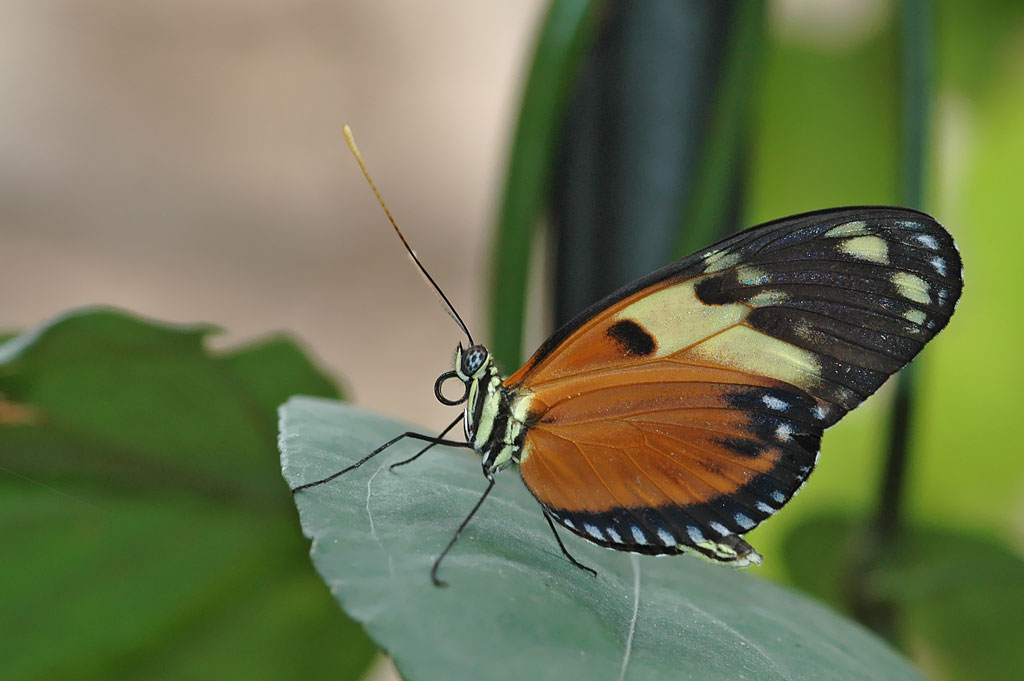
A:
[455, 344, 530, 475]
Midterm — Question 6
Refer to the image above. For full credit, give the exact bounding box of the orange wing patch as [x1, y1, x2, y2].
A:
[517, 362, 824, 562]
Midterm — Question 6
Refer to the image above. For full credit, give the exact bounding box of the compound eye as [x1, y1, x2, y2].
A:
[461, 345, 488, 376]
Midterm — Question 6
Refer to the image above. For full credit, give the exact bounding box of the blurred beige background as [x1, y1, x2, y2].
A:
[0, 0, 545, 433]
[0, 0, 892, 430]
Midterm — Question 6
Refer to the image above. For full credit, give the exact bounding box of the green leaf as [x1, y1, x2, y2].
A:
[0, 307, 376, 681]
[780, 514, 1024, 681]
[281, 397, 927, 681]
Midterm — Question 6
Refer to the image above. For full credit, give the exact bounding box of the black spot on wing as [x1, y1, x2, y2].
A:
[715, 436, 765, 458]
[606, 319, 656, 357]
[694, 276, 741, 305]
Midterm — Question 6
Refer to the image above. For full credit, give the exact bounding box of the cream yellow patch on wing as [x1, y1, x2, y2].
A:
[839, 235, 889, 264]
[747, 290, 789, 307]
[687, 325, 821, 390]
[696, 540, 737, 559]
[892, 272, 931, 304]
[903, 308, 927, 325]
[703, 251, 742, 273]
[736, 267, 769, 286]
[825, 220, 869, 238]
[615, 280, 747, 358]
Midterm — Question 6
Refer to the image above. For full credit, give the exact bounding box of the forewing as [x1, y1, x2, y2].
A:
[510, 207, 962, 563]
[508, 207, 962, 425]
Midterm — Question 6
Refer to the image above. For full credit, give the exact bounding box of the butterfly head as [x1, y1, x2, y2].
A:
[455, 343, 490, 382]
[434, 343, 494, 408]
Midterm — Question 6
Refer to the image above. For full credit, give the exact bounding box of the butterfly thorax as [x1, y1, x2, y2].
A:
[453, 344, 532, 476]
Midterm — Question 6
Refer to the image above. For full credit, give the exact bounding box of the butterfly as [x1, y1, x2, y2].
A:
[293, 128, 963, 586]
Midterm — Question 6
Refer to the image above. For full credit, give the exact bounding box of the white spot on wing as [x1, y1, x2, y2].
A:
[756, 501, 776, 514]
[687, 526, 705, 544]
[915, 233, 940, 250]
[631, 526, 648, 544]
[584, 523, 604, 540]
[735, 513, 755, 530]
[709, 521, 730, 537]
[762, 394, 789, 411]
[813, 405, 828, 421]
[606, 527, 622, 544]
[930, 256, 947, 276]
[656, 528, 676, 547]
[563, 518, 576, 530]
[771, 490, 786, 504]
[775, 423, 794, 442]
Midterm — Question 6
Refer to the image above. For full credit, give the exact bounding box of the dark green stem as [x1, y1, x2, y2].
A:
[489, 0, 604, 371]
[852, 0, 932, 644]
[879, 0, 932, 555]
[675, 2, 765, 258]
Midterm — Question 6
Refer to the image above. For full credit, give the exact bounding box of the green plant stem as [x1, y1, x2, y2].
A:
[852, 0, 933, 644]
[489, 0, 604, 371]
[879, 0, 932, 558]
[675, 2, 765, 258]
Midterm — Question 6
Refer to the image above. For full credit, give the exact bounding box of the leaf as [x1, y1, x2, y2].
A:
[281, 397, 928, 681]
[780, 514, 1024, 681]
[0, 307, 376, 681]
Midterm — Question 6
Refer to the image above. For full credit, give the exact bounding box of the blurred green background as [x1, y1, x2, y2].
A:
[1, 1, 1022, 680]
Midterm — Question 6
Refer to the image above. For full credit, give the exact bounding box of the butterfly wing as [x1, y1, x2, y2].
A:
[509, 207, 962, 564]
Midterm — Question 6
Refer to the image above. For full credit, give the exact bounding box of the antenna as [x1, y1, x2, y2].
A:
[343, 125, 474, 345]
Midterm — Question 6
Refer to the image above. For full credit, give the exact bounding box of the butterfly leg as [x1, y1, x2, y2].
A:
[543, 511, 597, 577]
[389, 414, 463, 471]
[291, 428, 471, 493]
[431, 475, 497, 587]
